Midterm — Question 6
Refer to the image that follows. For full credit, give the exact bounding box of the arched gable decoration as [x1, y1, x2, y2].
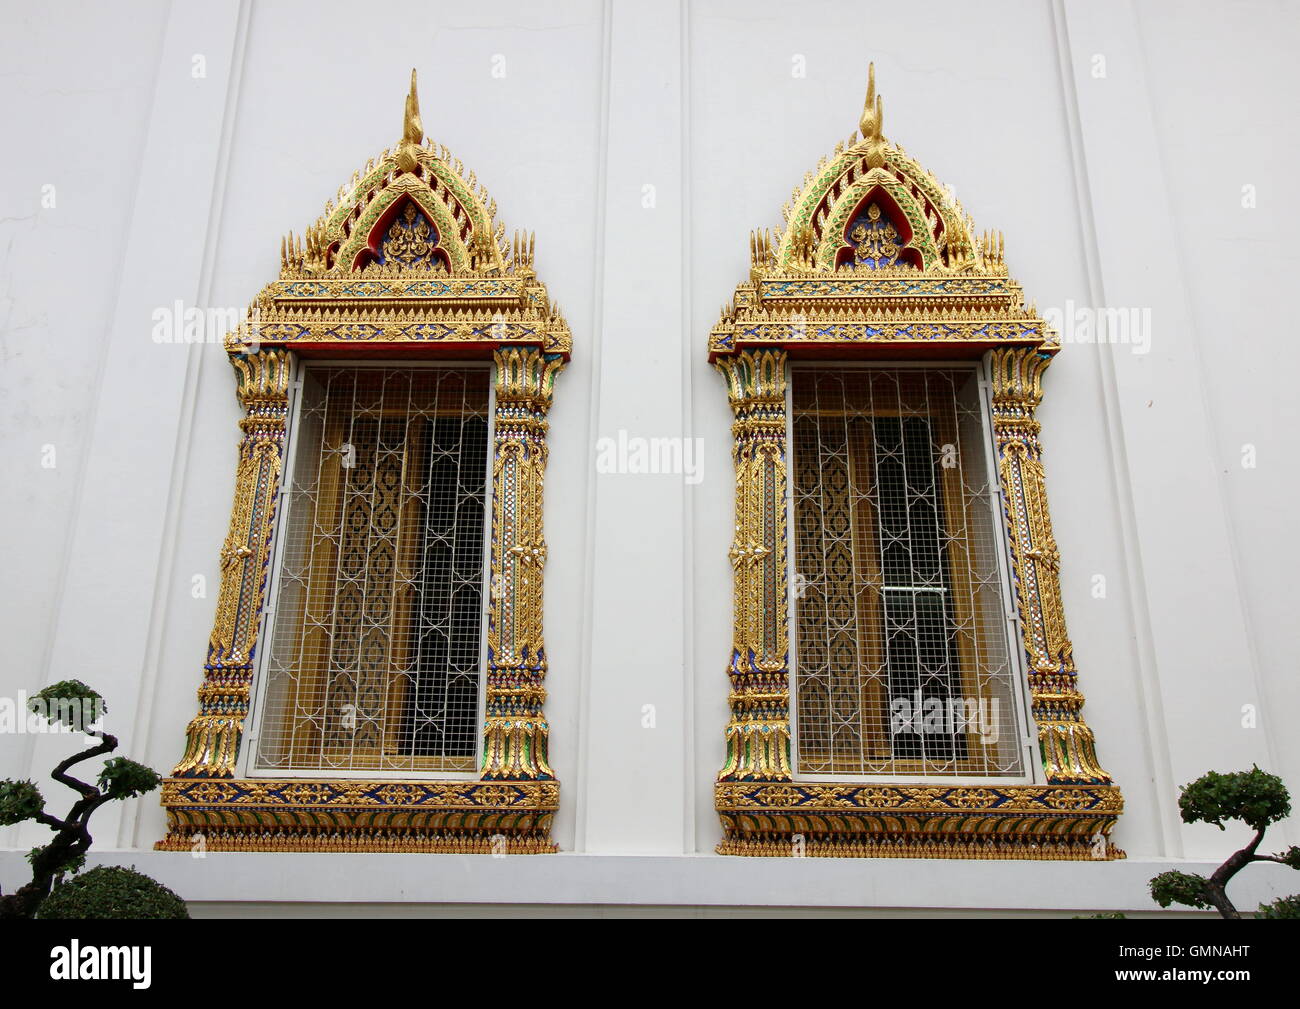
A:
[157, 72, 570, 853]
[709, 66, 1123, 859]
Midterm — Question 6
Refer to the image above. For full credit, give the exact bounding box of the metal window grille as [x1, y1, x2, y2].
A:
[253, 366, 491, 774]
[790, 366, 1026, 778]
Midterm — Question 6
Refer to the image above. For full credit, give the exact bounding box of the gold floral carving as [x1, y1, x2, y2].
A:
[481, 347, 564, 780]
[717, 349, 792, 781]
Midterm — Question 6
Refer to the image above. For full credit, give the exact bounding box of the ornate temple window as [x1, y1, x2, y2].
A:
[709, 67, 1124, 859]
[156, 73, 570, 853]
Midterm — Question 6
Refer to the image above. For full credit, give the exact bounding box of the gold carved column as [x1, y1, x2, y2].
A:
[716, 348, 792, 781]
[989, 347, 1113, 785]
[482, 346, 565, 779]
[171, 348, 292, 778]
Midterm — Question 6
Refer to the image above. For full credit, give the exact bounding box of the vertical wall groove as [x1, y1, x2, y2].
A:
[127, 0, 253, 848]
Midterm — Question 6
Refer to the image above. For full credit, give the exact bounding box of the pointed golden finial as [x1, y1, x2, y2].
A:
[859, 62, 887, 170]
[397, 68, 424, 173]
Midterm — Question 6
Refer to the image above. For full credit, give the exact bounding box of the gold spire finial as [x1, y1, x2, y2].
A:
[397, 68, 424, 173]
[859, 62, 887, 170]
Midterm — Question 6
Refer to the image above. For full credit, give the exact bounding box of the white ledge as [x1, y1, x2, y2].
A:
[3, 850, 1294, 915]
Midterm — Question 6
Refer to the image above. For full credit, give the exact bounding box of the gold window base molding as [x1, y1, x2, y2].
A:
[156, 778, 558, 853]
[716, 782, 1124, 860]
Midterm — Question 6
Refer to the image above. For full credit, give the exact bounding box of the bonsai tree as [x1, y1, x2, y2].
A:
[1149, 766, 1300, 918]
[37, 865, 188, 919]
[0, 681, 163, 919]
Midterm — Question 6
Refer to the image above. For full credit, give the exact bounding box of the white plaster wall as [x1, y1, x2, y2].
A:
[1137, 0, 1300, 829]
[1, 0, 1296, 910]
[0, 0, 170, 778]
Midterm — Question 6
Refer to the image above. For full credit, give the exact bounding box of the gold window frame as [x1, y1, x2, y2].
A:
[157, 73, 570, 853]
[709, 67, 1123, 859]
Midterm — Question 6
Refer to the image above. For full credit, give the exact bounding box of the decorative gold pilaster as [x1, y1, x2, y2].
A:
[170, 349, 292, 778]
[481, 346, 565, 779]
[989, 347, 1112, 785]
[717, 348, 792, 781]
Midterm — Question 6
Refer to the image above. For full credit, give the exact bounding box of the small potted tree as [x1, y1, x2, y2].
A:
[0, 680, 180, 918]
[1149, 766, 1300, 918]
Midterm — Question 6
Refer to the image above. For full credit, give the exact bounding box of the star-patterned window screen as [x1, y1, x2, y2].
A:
[790, 366, 1027, 778]
[252, 365, 491, 774]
